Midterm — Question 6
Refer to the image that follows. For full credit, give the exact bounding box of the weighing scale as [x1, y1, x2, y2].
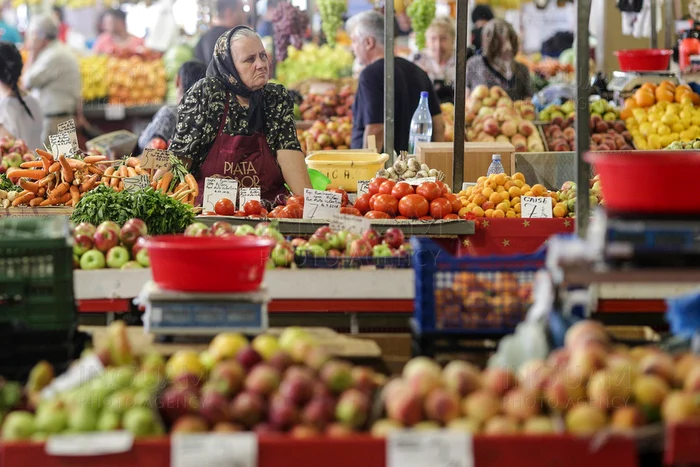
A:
[139, 281, 268, 336]
[607, 71, 679, 99]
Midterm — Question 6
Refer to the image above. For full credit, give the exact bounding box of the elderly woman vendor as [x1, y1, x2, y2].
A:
[169, 26, 311, 205]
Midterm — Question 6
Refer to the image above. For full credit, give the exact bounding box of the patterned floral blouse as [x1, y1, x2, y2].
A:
[465, 55, 532, 101]
[169, 77, 301, 175]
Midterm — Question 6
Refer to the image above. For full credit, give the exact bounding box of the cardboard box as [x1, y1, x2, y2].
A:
[415, 142, 515, 188]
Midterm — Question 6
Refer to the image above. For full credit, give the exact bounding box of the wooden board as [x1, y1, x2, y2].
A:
[1, 206, 73, 217]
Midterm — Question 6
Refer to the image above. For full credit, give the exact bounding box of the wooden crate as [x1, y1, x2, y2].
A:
[414, 142, 515, 187]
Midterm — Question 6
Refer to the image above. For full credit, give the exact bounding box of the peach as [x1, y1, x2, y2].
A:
[638, 353, 676, 385]
[522, 416, 557, 434]
[501, 120, 518, 137]
[425, 388, 461, 424]
[518, 360, 554, 391]
[610, 406, 646, 431]
[511, 134, 527, 146]
[566, 345, 607, 384]
[481, 367, 517, 396]
[496, 135, 511, 143]
[661, 391, 700, 423]
[517, 121, 535, 137]
[633, 374, 670, 408]
[471, 85, 489, 100]
[544, 371, 587, 411]
[587, 368, 633, 410]
[370, 419, 403, 437]
[629, 346, 655, 362]
[447, 418, 481, 434]
[675, 354, 700, 388]
[502, 388, 541, 421]
[386, 386, 423, 427]
[546, 348, 571, 370]
[683, 365, 700, 393]
[490, 86, 508, 99]
[483, 416, 519, 435]
[565, 404, 607, 435]
[442, 361, 482, 397]
[402, 357, 443, 398]
[564, 320, 610, 350]
[463, 389, 501, 423]
[483, 118, 500, 136]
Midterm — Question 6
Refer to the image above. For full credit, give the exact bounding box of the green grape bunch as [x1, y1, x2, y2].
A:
[317, 0, 347, 46]
[407, 0, 436, 50]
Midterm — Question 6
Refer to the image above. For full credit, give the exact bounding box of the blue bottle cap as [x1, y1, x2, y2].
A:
[420, 91, 429, 98]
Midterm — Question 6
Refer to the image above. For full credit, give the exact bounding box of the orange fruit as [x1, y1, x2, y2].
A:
[506, 210, 517, 218]
[531, 184, 547, 196]
[492, 209, 505, 218]
[489, 192, 502, 204]
[635, 89, 655, 107]
[511, 172, 526, 182]
[472, 206, 485, 217]
[640, 82, 657, 93]
[481, 187, 494, 199]
[675, 88, 691, 102]
[508, 186, 521, 198]
[624, 97, 639, 109]
[485, 208, 495, 218]
[692, 93, 700, 105]
[620, 108, 633, 120]
[656, 87, 674, 103]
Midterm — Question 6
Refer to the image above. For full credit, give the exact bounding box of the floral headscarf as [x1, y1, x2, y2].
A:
[206, 26, 266, 133]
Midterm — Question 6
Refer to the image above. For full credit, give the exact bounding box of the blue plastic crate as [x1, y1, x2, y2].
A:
[412, 237, 546, 334]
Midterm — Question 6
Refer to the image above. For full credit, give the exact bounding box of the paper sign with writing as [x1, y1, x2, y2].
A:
[462, 182, 476, 191]
[239, 187, 261, 209]
[302, 188, 342, 219]
[49, 133, 74, 159]
[388, 431, 473, 467]
[123, 174, 150, 192]
[56, 119, 79, 155]
[407, 177, 437, 186]
[105, 104, 126, 121]
[522, 196, 553, 218]
[41, 354, 104, 399]
[357, 180, 370, 196]
[46, 432, 134, 456]
[140, 149, 172, 170]
[203, 177, 238, 212]
[329, 212, 371, 234]
[171, 433, 257, 467]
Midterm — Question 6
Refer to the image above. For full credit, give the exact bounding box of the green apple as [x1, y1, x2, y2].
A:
[80, 249, 106, 270]
[106, 246, 130, 269]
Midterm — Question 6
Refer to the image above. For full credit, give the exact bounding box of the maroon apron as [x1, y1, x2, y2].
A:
[195, 93, 288, 206]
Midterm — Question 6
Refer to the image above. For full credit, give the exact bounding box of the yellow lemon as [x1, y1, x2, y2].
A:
[647, 134, 661, 149]
[661, 113, 680, 126]
[670, 132, 680, 141]
[639, 122, 653, 136]
[659, 134, 676, 147]
[680, 130, 695, 142]
[692, 114, 700, 127]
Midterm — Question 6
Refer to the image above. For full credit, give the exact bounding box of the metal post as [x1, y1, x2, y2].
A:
[665, 0, 674, 49]
[384, 1, 395, 158]
[465, 0, 474, 46]
[575, 0, 591, 238]
[650, 0, 658, 48]
[452, 0, 468, 193]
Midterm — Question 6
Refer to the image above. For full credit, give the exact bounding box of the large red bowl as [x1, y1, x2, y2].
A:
[585, 150, 700, 214]
[144, 234, 275, 293]
[614, 48, 672, 71]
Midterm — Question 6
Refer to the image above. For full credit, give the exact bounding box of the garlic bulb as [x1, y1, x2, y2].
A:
[416, 170, 428, 178]
[407, 158, 421, 172]
[403, 170, 416, 179]
[420, 163, 430, 172]
[376, 168, 389, 178]
[393, 160, 408, 174]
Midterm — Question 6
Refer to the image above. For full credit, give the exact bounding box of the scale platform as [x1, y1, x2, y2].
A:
[607, 71, 679, 99]
[602, 212, 700, 268]
[139, 281, 268, 335]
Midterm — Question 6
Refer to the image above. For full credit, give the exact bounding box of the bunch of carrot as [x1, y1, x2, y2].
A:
[101, 156, 150, 192]
[7, 150, 108, 207]
[151, 155, 198, 206]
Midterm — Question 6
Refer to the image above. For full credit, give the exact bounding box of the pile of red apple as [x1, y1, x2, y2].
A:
[298, 85, 354, 121]
[0, 137, 32, 174]
[298, 117, 353, 153]
[72, 219, 150, 270]
[543, 114, 633, 152]
[159, 329, 384, 436]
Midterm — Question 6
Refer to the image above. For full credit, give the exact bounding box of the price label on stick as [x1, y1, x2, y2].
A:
[407, 176, 437, 186]
[140, 149, 172, 170]
[387, 431, 473, 467]
[357, 180, 370, 196]
[203, 177, 238, 212]
[239, 187, 261, 209]
[56, 119, 79, 156]
[522, 196, 553, 218]
[123, 174, 150, 192]
[49, 133, 73, 159]
[46, 432, 134, 456]
[171, 433, 257, 467]
[302, 188, 342, 219]
[329, 212, 371, 234]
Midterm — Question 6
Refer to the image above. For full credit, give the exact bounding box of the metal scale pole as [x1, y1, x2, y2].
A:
[384, 0, 395, 157]
[664, 0, 675, 49]
[452, 0, 468, 192]
[575, 0, 591, 238]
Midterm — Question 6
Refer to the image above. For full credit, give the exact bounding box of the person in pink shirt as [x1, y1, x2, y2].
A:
[92, 9, 144, 55]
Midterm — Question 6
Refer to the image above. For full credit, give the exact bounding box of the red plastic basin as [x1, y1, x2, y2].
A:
[144, 235, 275, 293]
[614, 48, 672, 71]
[585, 150, 700, 214]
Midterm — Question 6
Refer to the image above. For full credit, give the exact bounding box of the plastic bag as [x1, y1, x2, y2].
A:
[532, 83, 576, 111]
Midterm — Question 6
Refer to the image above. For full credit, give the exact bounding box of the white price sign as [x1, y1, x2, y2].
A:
[48, 133, 73, 159]
[357, 180, 370, 196]
[41, 354, 104, 399]
[329, 212, 371, 234]
[302, 188, 341, 219]
[123, 174, 151, 192]
[171, 433, 257, 467]
[56, 119, 79, 156]
[238, 187, 261, 209]
[105, 104, 126, 121]
[388, 431, 473, 467]
[407, 177, 437, 186]
[202, 177, 238, 212]
[46, 431, 134, 456]
[139, 149, 172, 170]
[522, 196, 553, 218]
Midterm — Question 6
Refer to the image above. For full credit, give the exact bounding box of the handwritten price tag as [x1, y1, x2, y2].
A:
[123, 174, 151, 192]
[407, 176, 437, 186]
[522, 196, 553, 218]
[105, 104, 126, 121]
[239, 187, 261, 209]
[329, 212, 371, 234]
[171, 433, 257, 467]
[56, 119, 79, 156]
[357, 180, 370, 196]
[46, 431, 134, 456]
[203, 177, 238, 212]
[49, 133, 73, 159]
[140, 149, 172, 170]
[302, 188, 341, 219]
[387, 431, 473, 467]
[40, 354, 104, 399]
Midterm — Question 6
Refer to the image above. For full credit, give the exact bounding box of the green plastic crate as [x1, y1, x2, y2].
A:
[0, 216, 76, 330]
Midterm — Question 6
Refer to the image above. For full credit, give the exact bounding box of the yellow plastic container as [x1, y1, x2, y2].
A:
[305, 151, 389, 192]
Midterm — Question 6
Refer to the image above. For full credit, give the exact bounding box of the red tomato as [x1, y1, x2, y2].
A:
[378, 180, 397, 195]
[354, 194, 372, 214]
[419, 216, 434, 221]
[416, 182, 442, 202]
[340, 207, 362, 216]
[436, 180, 450, 196]
[444, 193, 462, 213]
[330, 189, 349, 207]
[260, 208, 268, 218]
[149, 137, 168, 149]
[287, 195, 304, 206]
[372, 194, 399, 216]
[214, 198, 236, 216]
[391, 182, 415, 200]
[443, 214, 460, 220]
[283, 204, 303, 218]
[398, 194, 429, 218]
[430, 197, 452, 219]
[365, 210, 391, 219]
[369, 177, 388, 195]
[369, 193, 381, 211]
[233, 210, 247, 217]
[244, 200, 263, 215]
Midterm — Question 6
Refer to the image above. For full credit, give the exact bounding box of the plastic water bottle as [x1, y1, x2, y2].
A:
[408, 91, 433, 154]
[487, 154, 505, 176]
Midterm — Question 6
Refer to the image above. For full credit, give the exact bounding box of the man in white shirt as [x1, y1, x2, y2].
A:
[22, 14, 82, 144]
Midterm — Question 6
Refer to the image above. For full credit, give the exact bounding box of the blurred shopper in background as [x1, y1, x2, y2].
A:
[256, 0, 278, 38]
[22, 14, 81, 143]
[195, 0, 247, 64]
[0, 13, 21, 44]
[93, 8, 144, 54]
[471, 4, 494, 52]
[411, 16, 456, 103]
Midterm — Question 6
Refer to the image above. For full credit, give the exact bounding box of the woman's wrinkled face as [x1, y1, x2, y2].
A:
[425, 27, 453, 62]
[231, 36, 269, 91]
